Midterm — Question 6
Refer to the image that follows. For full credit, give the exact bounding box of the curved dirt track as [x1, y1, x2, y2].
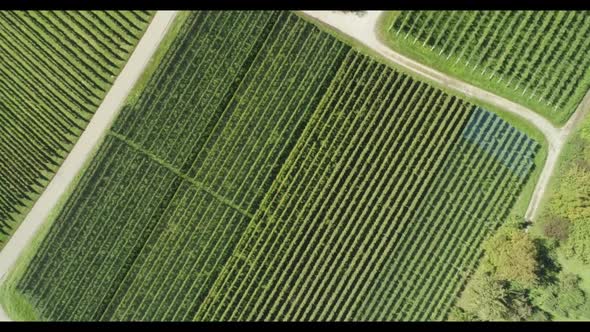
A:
[301, 10, 590, 222]
[0, 11, 178, 321]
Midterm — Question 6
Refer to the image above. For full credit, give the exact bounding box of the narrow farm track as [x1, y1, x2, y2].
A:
[301, 10, 590, 222]
[0, 11, 178, 321]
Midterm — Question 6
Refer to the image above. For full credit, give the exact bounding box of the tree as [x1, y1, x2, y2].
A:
[528, 309, 551, 321]
[484, 227, 539, 287]
[549, 164, 590, 223]
[447, 307, 479, 321]
[457, 269, 537, 321]
[458, 270, 511, 321]
[542, 131, 590, 265]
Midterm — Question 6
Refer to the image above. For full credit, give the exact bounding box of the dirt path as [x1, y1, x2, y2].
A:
[301, 10, 590, 222]
[0, 11, 178, 321]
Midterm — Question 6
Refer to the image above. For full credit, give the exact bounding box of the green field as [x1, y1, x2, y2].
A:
[379, 11, 590, 125]
[4, 11, 542, 321]
[0, 11, 153, 249]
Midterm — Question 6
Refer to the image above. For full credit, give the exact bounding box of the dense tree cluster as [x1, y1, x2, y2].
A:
[453, 220, 590, 321]
[456, 270, 537, 321]
[542, 131, 590, 264]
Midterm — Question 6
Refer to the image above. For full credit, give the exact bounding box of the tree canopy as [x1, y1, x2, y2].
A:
[457, 269, 535, 321]
[484, 227, 540, 287]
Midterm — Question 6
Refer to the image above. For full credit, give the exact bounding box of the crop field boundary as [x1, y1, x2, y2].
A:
[0, 11, 155, 250]
[377, 11, 590, 126]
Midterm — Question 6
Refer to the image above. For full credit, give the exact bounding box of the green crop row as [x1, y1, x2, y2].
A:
[112, 11, 348, 214]
[13, 11, 348, 321]
[195, 54, 538, 321]
[11, 11, 540, 321]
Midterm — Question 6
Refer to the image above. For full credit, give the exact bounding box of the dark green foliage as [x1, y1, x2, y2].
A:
[533, 238, 562, 285]
[11, 11, 540, 321]
[528, 309, 551, 321]
[15, 11, 347, 321]
[195, 59, 539, 321]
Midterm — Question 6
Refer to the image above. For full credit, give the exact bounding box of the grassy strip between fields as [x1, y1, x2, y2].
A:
[0, 11, 189, 321]
[109, 132, 254, 219]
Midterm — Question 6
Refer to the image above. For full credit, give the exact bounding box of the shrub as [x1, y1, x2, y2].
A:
[542, 215, 571, 242]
